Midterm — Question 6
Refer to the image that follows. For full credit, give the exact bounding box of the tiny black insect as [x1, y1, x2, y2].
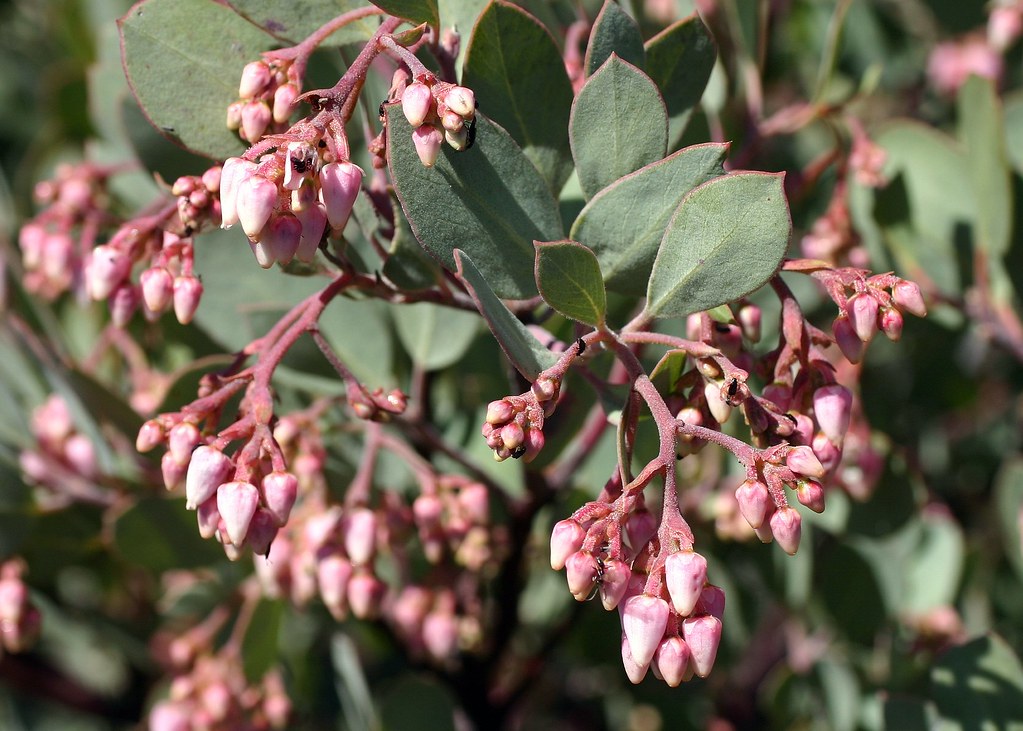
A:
[727, 378, 739, 399]
[378, 101, 386, 118]
[465, 115, 477, 150]
[510, 445, 527, 459]
[291, 156, 310, 174]
[576, 337, 587, 356]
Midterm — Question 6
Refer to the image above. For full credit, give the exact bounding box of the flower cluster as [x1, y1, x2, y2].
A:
[19, 395, 98, 507]
[825, 273, 927, 362]
[227, 59, 301, 143]
[481, 375, 560, 462]
[399, 74, 478, 166]
[0, 559, 40, 655]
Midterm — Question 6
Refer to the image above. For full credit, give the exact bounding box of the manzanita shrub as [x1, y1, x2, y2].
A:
[4, 0, 1023, 729]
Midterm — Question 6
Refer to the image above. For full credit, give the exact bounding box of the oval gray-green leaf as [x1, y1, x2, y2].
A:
[393, 302, 480, 370]
[571, 142, 727, 296]
[119, 0, 275, 160]
[369, 0, 439, 26]
[645, 13, 716, 141]
[228, 0, 380, 45]
[570, 55, 668, 200]
[462, 0, 574, 192]
[454, 250, 557, 380]
[387, 105, 563, 300]
[645, 172, 790, 320]
[534, 240, 606, 327]
[585, 0, 644, 75]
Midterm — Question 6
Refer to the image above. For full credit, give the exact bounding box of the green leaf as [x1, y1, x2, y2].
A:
[454, 250, 557, 380]
[584, 0, 645, 75]
[534, 240, 607, 327]
[242, 599, 284, 681]
[387, 105, 564, 300]
[931, 634, 1023, 731]
[645, 14, 716, 141]
[113, 497, 224, 573]
[393, 303, 480, 370]
[119, 0, 275, 159]
[645, 172, 790, 319]
[462, 0, 574, 192]
[571, 142, 727, 295]
[995, 458, 1023, 582]
[882, 697, 934, 731]
[318, 298, 396, 386]
[570, 55, 668, 200]
[228, 0, 380, 45]
[900, 512, 964, 615]
[369, 0, 439, 26]
[1004, 91, 1023, 177]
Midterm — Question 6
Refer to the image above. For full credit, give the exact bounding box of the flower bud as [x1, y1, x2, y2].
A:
[696, 584, 726, 620]
[168, 423, 200, 465]
[892, 279, 927, 317]
[770, 506, 802, 555]
[704, 380, 732, 424]
[832, 316, 863, 363]
[140, 267, 174, 313]
[241, 100, 272, 142]
[150, 701, 191, 731]
[412, 125, 443, 167]
[565, 551, 598, 600]
[272, 82, 299, 124]
[786, 445, 825, 479]
[226, 101, 244, 131]
[599, 558, 632, 611]
[445, 86, 475, 117]
[626, 509, 657, 554]
[347, 571, 384, 619]
[881, 307, 904, 341]
[294, 199, 327, 262]
[681, 614, 722, 678]
[795, 479, 826, 513]
[621, 634, 650, 684]
[738, 303, 762, 342]
[236, 174, 277, 239]
[319, 161, 363, 231]
[812, 432, 842, 473]
[109, 283, 138, 328]
[621, 594, 670, 666]
[185, 445, 234, 509]
[136, 420, 164, 453]
[263, 213, 302, 265]
[172, 276, 203, 325]
[522, 427, 545, 463]
[401, 82, 433, 127]
[444, 127, 469, 151]
[86, 245, 130, 301]
[735, 478, 771, 529]
[161, 451, 187, 491]
[245, 508, 278, 557]
[422, 611, 459, 661]
[550, 519, 586, 570]
[217, 481, 260, 546]
[665, 550, 708, 617]
[848, 292, 879, 342]
[813, 384, 853, 445]
[655, 636, 692, 687]
[262, 471, 298, 526]
[238, 60, 271, 98]
[317, 553, 352, 620]
[343, 507, 377, 565]
[197, 495, 221, 539]
[485, 399, 514, 425]
[219, 157, 256, 229]
[500, 421, 524, 450]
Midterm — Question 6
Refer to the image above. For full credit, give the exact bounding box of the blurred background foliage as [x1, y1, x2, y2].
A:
[2, 0, 1023, 729]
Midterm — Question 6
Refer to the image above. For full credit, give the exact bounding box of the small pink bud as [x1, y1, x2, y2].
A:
[140, 267, 174, 313]
[317, 554, 353, 620]
[168, 423, 200, 465]
[522, 427, 545, 463]
[272, 82, 299, 124]
[294, 200, 327, 262]
[445, 86, 475, 117]
[532, 377, 558, 402]
[347, 571, 384, 619]
[86, 245, 130, 301]
[881, 308, 904, 341]
[226, 101, 244, 130]
[696, 584, 726, 620]
[136, 420, 164, 452]
[621, 634, 650, 684]
[249, 239, 273, 269]
[238, 60, 271, 98]
[832, 316, 863, 363]
[263, 213, 302, 265]
[485, 399, 514, 425]
[704, 381, 732, 424]
[413, 493, 444, 529]
[665, 551, 708, 617]
[849, 292, 879, 342]
[762, 383, 792, 411]
[319, 161, 362, 231]
[444, 127, 469, 151]
[246, 508, 278, 556]
[412, 125, 443, 167]
[892, 279, 927, 317]
[161, 452, 187, 491]
[262, 471, 298, 526]
[217, 481, 259, 546]
[735, 478, 771, 529]
[770, 506, 802, 555]
[241, 100, 272, 142]
[441, 111, 464, 132]
[197, 496, 220, 539]
[654, 636, 692, 687]
[109, 284, 138, 328]
[64, 433, 97, 477]
[786, 445, 825, 479]
[813, 384, 852, 444]
[681, 614, 722, 678]
[401, 82, 433, 127]
[622, 594, 670, 667]
[599, 558, 632, 611]
[343, 507, 378, 565]
[550, 519, 586, 570]
[185, 446, 233, 510]
[738, 303, 762, 342]
[201, 165, 221, 192]
[150, 700, 191, 731]
[795, 479, 826, 513]
[626, 510, 657, 554]
[236, 174, 277, 239]
[754, 521, 774, 544]
[500, 422, 524, 450]
[812, 433, 842, 473]
[422, 611, 460, 661]
[172, 276, 203, 325]
[565, 551, 599, 600]
[792, 413, 815, 445]
[0, 579, 26, 624]
[219, 157, 256, 229]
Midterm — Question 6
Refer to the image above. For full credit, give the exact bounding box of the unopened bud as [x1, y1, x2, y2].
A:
[319, 161, 363, 231]
[217, 481, 260, 546]
[735, 478, 771, 529]
[786, 445, 825, 479]
[599, 558, 632, 611]
[795, 479, 826, 513]
[219, 157, 256, 229]
[238, 60, 271, 98]
[140, 267, 174, 313]
[565, 551, 598, 600]
[665, 551, 708, 617]
[185, 445, 233, 510]
[401, 82, 433, 127]
[172, 276, 203, 325]
[343, 507, 377, 565]
[813, 384, 853, 444]
[881, 307, 904, 341]
[770, 506, 802, 555]
[241, 100, 272, 142]
[262, 471, 298, 526]
[621, 594, 670, 666]
[445, 86, 475, 117]
[412, 125, 443, 167]
[347, 571, 384, 619]
[87, 245, 130, 301]
[109, 284, 138, 328]
[236, 174, 278, 239]
[263, 213, 302, 266]
[655, 636, 693, 687]
[681, 614, 722, 678]
[136, 420, 164, 452]
[892, 279, 927, 317]
[849, 292, 879, 342]
[317, 553, 353, 620]
[422, 611, 460, 661]
[272, 82, 299, 124]
[621, 634, 650, 684]
[832, 316, 863, 363]
[550, 519, 585, 570]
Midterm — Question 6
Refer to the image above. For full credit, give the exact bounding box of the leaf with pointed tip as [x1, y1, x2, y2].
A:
[369, 0, 438, 26]
[534, 240, 607, 327]
[119, 0, 275, 159]
[454, 251, 557, 380]
[645, 14, 716, 139]
[570, 56, 667, 200]
[227, 0, 379, 45]
[571, 142, 727, 296]
[645, 172, 790, 320]
[585, 0, 644, 75]
[387, 105, 563, 299]
[462, 0, 574, 192]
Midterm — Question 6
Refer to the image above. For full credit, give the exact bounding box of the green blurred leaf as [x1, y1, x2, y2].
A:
[534, 240, 606, 327]
[369, 0, 438, 26]
[462, 0, 574, 192]
[454, 250, 557, 380]
[930, 634, 1023, 731]
[393, 302, 480, 370]
[584, 0, 644, 75]
[1005, 91, 1023, 177]
[818, 543, 886, 645]
[387, 105, 564, 300]
[119, 0, 274, 160]
[332, 633, 381, 731]
[569, 55, 667, 200]
[242, 599, 284, 682]
[818, 659, 860, 731]
[113, 497, 224, 573]
[0, 462, 35, 557]
[570, 142, 727, 296]
[995, 458, 1023, 582]
[900, 511, 964, 615]
[645, 14, 716, 141]
[881, 696, 934, 731]
[318, 298, 396, 386]
[645, 172, 790, 319]
[229, 0, 381, 44]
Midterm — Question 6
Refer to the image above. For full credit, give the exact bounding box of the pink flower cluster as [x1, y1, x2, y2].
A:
[0, 559, 40, 655]
[481, 375, 559, 462]
[828, 274, 927, 362]
[227, 59, 301, 143]
[19, 395, 98, 506]
[399, 75, 478, 166]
